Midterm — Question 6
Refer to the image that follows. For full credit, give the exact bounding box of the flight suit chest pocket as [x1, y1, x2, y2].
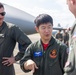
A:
[0, 34, 5, 45]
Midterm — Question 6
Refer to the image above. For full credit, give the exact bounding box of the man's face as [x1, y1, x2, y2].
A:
[35, 22, 53, 41]
[0, 7, 5, 25]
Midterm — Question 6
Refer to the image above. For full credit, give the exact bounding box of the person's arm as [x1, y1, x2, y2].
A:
[64, 49, 75, 75]
[59, 44, 68, 74]
[2, 25, 31, 66]
[20, 45, 32, 72]
[11, 25, 32, 61]
[20, 44, 38, 73]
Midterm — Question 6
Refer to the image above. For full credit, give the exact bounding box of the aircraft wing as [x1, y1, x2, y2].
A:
[53, 27, 66, 30]
[3, 3, 36, 35]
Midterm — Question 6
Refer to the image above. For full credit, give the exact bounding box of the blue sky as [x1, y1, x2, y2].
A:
[0, 0, 75, 28]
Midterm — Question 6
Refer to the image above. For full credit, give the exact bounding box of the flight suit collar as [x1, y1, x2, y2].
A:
[38, 36, 55, 48]
[0, 21, 6, 32]
[49, 36, 55, 46]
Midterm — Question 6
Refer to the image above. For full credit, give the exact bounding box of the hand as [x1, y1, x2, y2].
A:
[24, 59, 38, 73]
[2, 57, 16, 66]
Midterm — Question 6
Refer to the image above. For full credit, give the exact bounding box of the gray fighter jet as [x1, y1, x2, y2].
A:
[3, 3, 66, 35]
[4, 3, 36, 35]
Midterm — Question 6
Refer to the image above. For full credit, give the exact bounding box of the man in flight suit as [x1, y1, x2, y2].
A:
[64, 0, 76, 75]
[63, 30, 69, 47]
[55, 30, 63, 42]
[20, 14, 68, 75]
[0, 3, 31, 75]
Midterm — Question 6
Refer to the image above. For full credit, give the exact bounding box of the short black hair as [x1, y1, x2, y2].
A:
[34, 14, 53, 27]
[0, 3, 4, 8]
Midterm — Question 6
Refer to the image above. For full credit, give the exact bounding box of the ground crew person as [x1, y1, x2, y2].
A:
[64, 0, 76, 75]
[55, 30, 63, 42]
[63, 30, 69, 47]
[0, 3, 31, 75]
[20, 14, 68, 75]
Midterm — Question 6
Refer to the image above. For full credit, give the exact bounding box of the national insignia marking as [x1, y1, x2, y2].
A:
[50, 49, 57, 58]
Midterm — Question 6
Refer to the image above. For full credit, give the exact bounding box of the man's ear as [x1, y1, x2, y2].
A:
[35, 26, 39, 32]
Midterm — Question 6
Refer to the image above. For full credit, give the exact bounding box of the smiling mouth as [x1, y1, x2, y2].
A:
[45, 34, 50, 36]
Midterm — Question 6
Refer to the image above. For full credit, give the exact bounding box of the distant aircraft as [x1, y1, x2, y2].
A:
[3, 3, 66, 35]
[53, 23, 66, 30]
[53, 23, 67, 36]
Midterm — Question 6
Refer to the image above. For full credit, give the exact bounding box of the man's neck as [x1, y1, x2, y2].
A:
[41, 38, 51, 44]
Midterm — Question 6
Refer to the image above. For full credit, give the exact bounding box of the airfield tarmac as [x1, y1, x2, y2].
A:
[14, 33, 40, 75]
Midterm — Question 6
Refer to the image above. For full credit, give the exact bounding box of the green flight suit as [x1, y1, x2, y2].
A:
[0, 21, 31, 75]
[20, 36, 68, 75]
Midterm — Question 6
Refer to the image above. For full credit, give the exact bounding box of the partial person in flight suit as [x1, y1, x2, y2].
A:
[63, 30, 69, 47]
[0, 2, 31, 75]
[20, 14, 68, 75]
[55, 30, 63, 42]
[64, 0, 76, 75]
